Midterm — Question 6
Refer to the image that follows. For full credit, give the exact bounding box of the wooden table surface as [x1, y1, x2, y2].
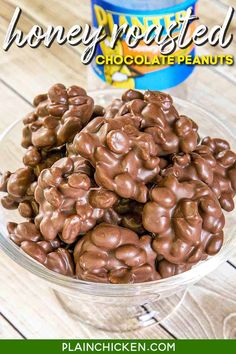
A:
[0, 0, 236, 339]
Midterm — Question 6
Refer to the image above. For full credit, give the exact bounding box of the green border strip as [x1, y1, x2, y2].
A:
[1, 339, 236, 354]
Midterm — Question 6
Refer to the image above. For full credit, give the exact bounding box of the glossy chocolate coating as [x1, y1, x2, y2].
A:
[105, 90, 199, 156]
[23, 145, 66, 172]
[34, 156, 118, 244]
[21, 241, 74, 276]
[163, 137, 236, 211]
[143, 175, 225, 265]
[1, 86, 235, 283]
[92, 105, 105, 119]
[202, 137, 236, 211]
[157, 259, 192, 278]
[7, 221, 41, 245]
[74, 223, 160, 283]
[0, 147, 65, 218]
[0, 167, 35, 210]
[71, 114, 160, 203]
[21, 84, 94, 168]
[114, 198, 145, 235]
[104, 98, 124, 118]
[7, 222, 74, 276]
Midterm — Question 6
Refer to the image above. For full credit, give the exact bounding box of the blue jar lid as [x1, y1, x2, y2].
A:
[94, 0, 197, 13]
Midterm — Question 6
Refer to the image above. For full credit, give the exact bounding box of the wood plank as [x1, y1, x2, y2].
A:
[0, 0, 86, 56]
[1, 249, 236, 339]
[6, 0, 236, 81]
[0, 0, 236, 340]
[0, 0, 235, 126]
[175, 66, 236, 125]
[196, 0, 236, 82]
[0, 1, 86, 101]
[228, 254, 236, 265]
[0, 314, 24, 339]
[216, 0, 235, 7]
[0, 41, 86, 104]
[7, 0, 91, 30]
[0, 251, 173, 339]
[163, 262, 236, 338]
[0, 80, 31, 131]
[0, 27, 235, 126]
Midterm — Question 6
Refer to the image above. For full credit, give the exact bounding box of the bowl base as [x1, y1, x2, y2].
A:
[54, 288, 188, 332]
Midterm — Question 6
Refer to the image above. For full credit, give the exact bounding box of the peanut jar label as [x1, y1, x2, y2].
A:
[91, 0, 198, 90]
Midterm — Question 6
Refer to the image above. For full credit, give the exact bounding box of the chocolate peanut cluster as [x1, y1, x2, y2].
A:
[8, 222, 74, 276]
[105, 90, 199, 155]
[163, 137, 236, 212]
[71, 115, 160, 202]
[21, 83, 95, 179]
[34, 156, 118, 244]
[0, 86, 235, 284]
[22, 84, 94, 153]
[0, 147, 66, 218]
[74, 223, 160, 283]
[143, 176, 225, 265]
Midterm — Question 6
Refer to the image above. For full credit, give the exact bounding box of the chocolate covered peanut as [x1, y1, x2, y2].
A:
[0, 86, 235, 283]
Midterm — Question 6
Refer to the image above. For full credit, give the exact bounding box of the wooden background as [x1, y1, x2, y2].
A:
[0, 0, 236, 339]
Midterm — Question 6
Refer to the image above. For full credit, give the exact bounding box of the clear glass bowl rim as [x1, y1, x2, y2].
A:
[0, 89, 235, 296]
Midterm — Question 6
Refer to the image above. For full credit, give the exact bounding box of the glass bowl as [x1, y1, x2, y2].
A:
[0, 90, 236, 332]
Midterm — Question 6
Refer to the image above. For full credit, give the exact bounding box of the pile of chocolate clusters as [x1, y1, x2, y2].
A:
[1, 84, 236, 284]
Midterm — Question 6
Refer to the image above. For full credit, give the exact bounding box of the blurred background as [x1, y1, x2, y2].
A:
[0, 0, 235, 119]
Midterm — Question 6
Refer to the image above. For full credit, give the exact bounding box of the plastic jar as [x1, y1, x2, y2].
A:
[90, 0, 198, 90]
